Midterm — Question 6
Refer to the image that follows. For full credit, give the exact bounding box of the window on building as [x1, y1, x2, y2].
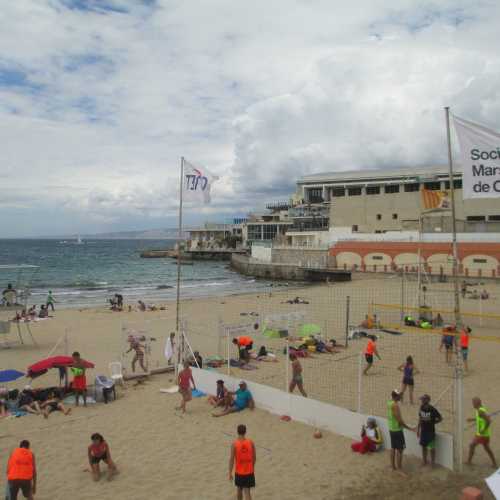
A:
[366, 186, 380, 195]
[467, 216, 486, 221]
[392, 213, 398, 220]
[247, 225, 262, 240]
[489, 215, 500, 221]
[372, 255, 383, 260]
[376, 214, 382, 220]
[424, 181, 441, 191]
[352, 225, 358, 232]
[444, 179, 463, 190]
[384, 184, 400, 194]
[473, 258, 487, 264]
[348, 187, 362, 196]
[331, 187, 345, 197]
[404, 183, 420, 192]
[307, 188, 323, 203]
[262, 224, 278, 240]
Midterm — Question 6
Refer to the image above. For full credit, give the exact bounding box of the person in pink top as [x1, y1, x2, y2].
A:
[177, 361, 196, 414]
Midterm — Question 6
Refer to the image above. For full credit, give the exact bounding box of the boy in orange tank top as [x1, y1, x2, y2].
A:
[229, 424, 256, 500]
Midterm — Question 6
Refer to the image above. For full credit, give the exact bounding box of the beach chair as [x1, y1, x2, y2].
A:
[109, 362, 124, 387]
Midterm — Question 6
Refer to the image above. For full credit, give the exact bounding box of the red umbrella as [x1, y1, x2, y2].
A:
[27, 356, 94, 379]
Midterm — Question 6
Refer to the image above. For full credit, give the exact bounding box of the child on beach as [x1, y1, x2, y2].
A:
[88, 433, 118, 481]
[177, 361, 196, 413]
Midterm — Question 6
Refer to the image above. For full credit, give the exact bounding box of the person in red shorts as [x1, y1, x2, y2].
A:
[229, 424, 256, 500]
[72, 351, 87, 407]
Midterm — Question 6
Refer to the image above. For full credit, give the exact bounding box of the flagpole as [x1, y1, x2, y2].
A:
[445, 107, 461, 328]
[176, 157, 185, 335]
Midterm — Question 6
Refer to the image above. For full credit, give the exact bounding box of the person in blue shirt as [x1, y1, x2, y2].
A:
[213, 381, 254, 417]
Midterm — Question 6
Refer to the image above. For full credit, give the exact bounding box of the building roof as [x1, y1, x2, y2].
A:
[298, 165, 462, 185]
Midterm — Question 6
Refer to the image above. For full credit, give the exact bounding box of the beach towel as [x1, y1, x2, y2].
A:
[160, 386, 179, 394]
[164, 337, 174, 362]
[191, 389, 206, 398]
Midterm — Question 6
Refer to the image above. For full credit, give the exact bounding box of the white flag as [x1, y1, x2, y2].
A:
[182, 159, 219, 204]
[452, 114, 500, 199]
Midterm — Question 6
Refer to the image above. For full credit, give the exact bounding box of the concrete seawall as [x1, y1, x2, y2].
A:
[231, 254, 307, 280]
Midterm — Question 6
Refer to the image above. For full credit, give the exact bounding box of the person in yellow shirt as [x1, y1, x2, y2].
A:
[466, 397, 497, 467]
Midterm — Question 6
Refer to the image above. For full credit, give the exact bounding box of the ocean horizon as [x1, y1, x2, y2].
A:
[0, 238, 275, 309]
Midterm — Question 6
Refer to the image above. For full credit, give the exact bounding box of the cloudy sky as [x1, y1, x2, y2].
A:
[1, 0, 499, 237]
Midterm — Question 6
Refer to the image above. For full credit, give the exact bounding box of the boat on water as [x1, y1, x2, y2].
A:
[76, 235, 83, 245]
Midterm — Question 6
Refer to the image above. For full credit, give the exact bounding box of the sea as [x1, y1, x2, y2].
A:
[0, 239, 275, 309]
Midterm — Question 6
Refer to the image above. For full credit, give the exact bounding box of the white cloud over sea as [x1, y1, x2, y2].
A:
[1, 0, 500, 236]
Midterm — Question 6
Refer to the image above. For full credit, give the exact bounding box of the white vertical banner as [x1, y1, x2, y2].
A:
[452, 114, 500, 199]
[182, 159, 219, 204]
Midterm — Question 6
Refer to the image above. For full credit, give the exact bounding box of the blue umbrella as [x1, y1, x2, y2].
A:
[0, 369, 25, 383]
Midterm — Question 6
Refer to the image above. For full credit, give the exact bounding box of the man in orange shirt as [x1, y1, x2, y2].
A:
[229, 424, 256, 500]
[363, 335, 381, 375]
[7, 440, 37, 500]
[232, 336, 253, 363]
[460, 326, 471, 373]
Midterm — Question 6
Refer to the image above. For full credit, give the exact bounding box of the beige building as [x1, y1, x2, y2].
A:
[296, 167, 500, 234]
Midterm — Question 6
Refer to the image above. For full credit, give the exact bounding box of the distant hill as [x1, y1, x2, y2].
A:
[84, 228, 186, 240]
[42, 228, 188, 240]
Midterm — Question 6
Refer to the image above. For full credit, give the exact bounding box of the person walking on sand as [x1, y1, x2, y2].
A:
[126, 335, 147, 373]
[7, 440, 37, 500]
[177, 361, 196, 414]
[71, 351, 87, 407]
[88, 433, 118, 481]
[363, 335, 381, 375]
[417, 394, 442, 467]
[397, 356, 419, 405]
[388, 390, 414, 476]
[289, 353, 307, 397]
[466, 397, 498, 468]
[46, 290, 56, 311]
[460, 327, 471, 373]
[229, 424, 256, 500]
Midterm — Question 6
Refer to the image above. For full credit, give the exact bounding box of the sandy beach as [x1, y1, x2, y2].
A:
[1, 275, 499, 499]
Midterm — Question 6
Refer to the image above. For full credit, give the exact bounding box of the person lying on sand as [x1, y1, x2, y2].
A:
[88, 433, 118, 481]
[213, 381, 254, 417]
[18, 387, 42, 415]
[41, 393, 71, 418]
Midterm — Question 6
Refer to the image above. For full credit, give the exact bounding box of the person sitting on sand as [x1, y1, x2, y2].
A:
[481, 289, 489, 300]
[41, 392, 71, 418]
[18, 387, 42, 415]
[88, 433, 118, 482]
[38, 305, 48, 319]
[188, 351, 203, 368]
[470, 289, 480, 300]
[213, 381, 254, 417]
[177, 361, 196, 414]
[0, 390, 8, 418]
[126, 335, 147, 373]
[138, 300, 147, 312]
[207, 379, 229, 408]
[361, 314, 375, 329]
[351, 417, 382, 454]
